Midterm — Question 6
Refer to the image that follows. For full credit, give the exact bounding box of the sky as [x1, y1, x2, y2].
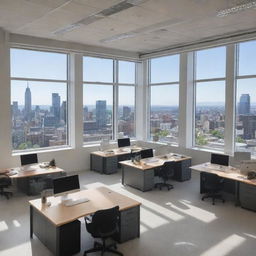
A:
[10, 40, 256, 106]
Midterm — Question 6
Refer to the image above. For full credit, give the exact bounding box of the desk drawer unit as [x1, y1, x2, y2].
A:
[123, 166, 154, 191]
[239, 183, 256, 211]
[90, 154, 118, 174]
[116, 206, 140, 243]
[174, 159, 192, 182]
[31, 206, 81, 256]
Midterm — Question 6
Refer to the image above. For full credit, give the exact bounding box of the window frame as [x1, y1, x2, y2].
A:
[148, 54, 180, 145]
[82, 56, 137, 144]
[10, 47, 70, 153]
[193, 46, 227, 152]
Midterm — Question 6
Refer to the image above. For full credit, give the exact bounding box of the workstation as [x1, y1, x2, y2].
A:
[1, 1, 256, 256]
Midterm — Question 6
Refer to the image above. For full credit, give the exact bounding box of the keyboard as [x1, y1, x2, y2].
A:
[64, 198, 89, 207]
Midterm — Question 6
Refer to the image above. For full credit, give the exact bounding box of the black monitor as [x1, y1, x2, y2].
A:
[20, 154, 38, 166]
[53, 175, 80, 196]
[211, 153, 229, 166]
[118, 138, 130, 148]
[141, 149, 154, 159]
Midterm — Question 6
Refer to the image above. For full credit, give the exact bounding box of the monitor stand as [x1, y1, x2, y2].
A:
[60, 194, 70, 204]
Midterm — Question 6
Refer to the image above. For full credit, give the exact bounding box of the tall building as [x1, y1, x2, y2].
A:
[96, 100, 107, 128]
[61, 101, 67, 123]
[12, 101, 18, 117]
[52, 93, 61, 122]
[123, 106, 131, 120]
[238, 94, 250, 115]
[24, 85, 32, 121]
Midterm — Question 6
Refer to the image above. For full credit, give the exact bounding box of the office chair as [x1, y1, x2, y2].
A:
[20, 153, 38, 166]
[84, 206, 123, 256]
[154, 161, 175, 190]
[140, 148, 154, 159]
[201, 172, 225, 205]
[0, 174, 13, 199]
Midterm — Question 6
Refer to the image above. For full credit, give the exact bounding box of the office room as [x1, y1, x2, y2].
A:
[0, 0, 256, 256]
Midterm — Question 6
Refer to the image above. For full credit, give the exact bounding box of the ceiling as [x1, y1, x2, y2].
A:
[0, 0, 256, 54]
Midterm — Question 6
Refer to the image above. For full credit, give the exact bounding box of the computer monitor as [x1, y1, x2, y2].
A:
[211, 153, 229, 166]
[118, 138, 130, 148]
[53, 175, 80, 199]
[140, 149, 154, 159]
[20, 154, 38, 166]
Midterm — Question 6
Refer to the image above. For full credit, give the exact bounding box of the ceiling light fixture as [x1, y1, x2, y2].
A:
[217, 1, 256, 17]
[53, 0, 148, 35]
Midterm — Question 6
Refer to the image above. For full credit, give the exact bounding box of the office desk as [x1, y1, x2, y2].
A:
[120, 154, 192, 192]
[190, 163, 256, 210]
[90, 146, 143, 174]
[3, 164, 65, 195]
[29, 187, 141, 256]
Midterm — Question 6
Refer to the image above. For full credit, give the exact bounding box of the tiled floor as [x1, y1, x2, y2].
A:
[0, 170, 256, 256]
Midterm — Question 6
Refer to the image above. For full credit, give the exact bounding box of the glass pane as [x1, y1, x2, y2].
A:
[11, 80, 68, 151]
[11, 48, 67, 80]
[238, 40, 256, 76]
[150, 55, 179, 83]
[118, 86, 135, 137]
[150, 84, 179, 144]
[196, 46, 226, 80]
[83, 84, 113, 142]
[118, 61, 135, 84]
[83, 57, 113, 83]
[235, 78, 256, 155]
[195, 81, 225, 150]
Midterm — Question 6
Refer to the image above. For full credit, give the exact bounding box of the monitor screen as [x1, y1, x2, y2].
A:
[118, 138, 130, 148]
[20, 154, 38, 166]
[141, 149, 153, 159]
[53, 175, 80, 195]
[211, 153, 229, 166]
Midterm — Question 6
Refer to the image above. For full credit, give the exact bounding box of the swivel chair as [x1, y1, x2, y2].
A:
[0, 174, 13, 199]
[84, 206, 123, 256]
[201, 172, 225, 205]
[154, 161, 175, 190]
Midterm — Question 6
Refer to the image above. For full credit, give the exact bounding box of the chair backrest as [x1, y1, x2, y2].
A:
[161, 161, 175, 178]
[91, 206, 119, 236]
[20, 154, 38, 166]
[201, 172, 222, 187]
[211, 153, 229, 166]
[140, 149, 153, 159]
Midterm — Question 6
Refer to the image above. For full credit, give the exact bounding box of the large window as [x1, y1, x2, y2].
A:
[83, 57, 136, 143]
[11, 48, 68, 151]
[118, 61, 136, 138]
[194, 46, 226, 151]
[149, 55, 180, 144]
[235, 41, 256, 155]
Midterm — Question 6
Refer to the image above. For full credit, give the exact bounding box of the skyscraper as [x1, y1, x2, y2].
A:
[238, 94, 250, 115]
[123, 106, 131, 120]
[96, 100, 107, 128]
[61, 101, 67, 123]
[52, 93, 61, 122]
[24, 85, 31, 121]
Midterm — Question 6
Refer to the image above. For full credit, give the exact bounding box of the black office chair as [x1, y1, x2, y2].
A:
[201, 172, 225, 205]
[0, 174, 13, 199]
[140, 148, 154, 159]
[84, 206, 123, 256]
[20, 153, 38, 166]
[154, 161, 175, 190]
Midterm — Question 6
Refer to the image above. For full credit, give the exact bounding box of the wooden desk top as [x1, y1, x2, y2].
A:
[91, 146, 143, 157]
[120, 154, 191, 170]
[3, 164, 64, 179]
[190, 162, 256, 186]
[29, 187, 141, 227]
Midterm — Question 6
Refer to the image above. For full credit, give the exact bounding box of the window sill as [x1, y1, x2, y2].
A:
[191, 146, 224, 154]
[12, 146, 73, 156]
